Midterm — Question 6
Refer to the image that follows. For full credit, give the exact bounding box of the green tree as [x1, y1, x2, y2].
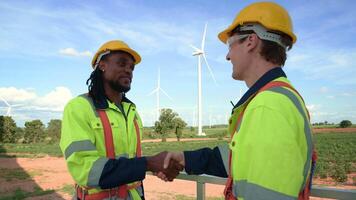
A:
[173, 117, 187, 141]
[0, 116, 17, 143]
[23, 120, 45, 143]
[339, 120, 352, 128]
[154, 109, 178, 142]
[15, 127, 24, 143]
[46, 119, 62, 143]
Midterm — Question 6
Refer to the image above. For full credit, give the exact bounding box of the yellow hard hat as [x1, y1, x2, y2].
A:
[91, 40, 141, 68]
[218, 1, 297, 44]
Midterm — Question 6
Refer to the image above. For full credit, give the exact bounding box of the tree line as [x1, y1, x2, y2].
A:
[1, 113, 352, 144]
[312, 120, 353, 128]
[0, 116, 61, 144]
[0, 108, 187, 144]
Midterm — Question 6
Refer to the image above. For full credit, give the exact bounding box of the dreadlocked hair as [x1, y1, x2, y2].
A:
[86, 67, 105, 103]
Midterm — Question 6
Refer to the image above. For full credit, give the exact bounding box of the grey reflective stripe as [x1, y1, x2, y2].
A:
[267, 87, 312, 191]
[126, 193, 133, 200]
[79, 94, 99, 117]
[233, 180, 297, 200]
[64, 140, 96, 159]
[87, 157, 108, 187]
[217, 144, 229, 174]
[135, 185, 144, 197]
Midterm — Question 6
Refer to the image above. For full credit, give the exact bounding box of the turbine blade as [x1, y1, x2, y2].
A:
[148, 88, 158, 96]
[189, 44, 201, 52]
[0, 96, 10, 106]
[202, 54, 217, 85]
[201, 23, 208, 51]
[6, 107, 11, 116]
[157, 68, 160, 88]
[160, 88, 173, 101]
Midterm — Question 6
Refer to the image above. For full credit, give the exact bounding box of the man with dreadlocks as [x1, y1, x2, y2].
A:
[60, 40, 183, 200]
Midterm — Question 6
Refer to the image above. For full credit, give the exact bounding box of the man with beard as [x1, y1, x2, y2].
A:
[60, 40, 182, 200]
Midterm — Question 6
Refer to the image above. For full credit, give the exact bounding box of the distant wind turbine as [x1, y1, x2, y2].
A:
[0, 96, 22, 116]
[149, 68, 173, 122]
[190, 22, 216, 136]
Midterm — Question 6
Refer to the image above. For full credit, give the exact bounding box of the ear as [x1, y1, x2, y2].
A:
[98, 60, 106, 72]
[245, 34, 259, 52]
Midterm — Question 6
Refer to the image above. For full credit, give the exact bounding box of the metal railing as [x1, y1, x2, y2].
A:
[175, 173, 356, 200]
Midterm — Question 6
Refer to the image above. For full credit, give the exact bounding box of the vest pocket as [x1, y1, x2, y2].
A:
[229, 132, 239, 152]
[90, 118, 103, 129]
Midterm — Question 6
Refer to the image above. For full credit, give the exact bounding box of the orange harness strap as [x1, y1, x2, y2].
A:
[97, 110, 116, 159]
[133, 118, 142, 157]
[77, 110, 142, 200]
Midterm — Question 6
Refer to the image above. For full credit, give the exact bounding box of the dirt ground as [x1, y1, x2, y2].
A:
[312, 127, 356, 133]
[0, 156, 354, 200]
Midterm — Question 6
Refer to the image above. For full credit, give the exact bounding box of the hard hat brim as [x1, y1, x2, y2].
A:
[218, 23, 237, 44]
[91, 47, 141, 68]
[218, 21, 297, 44]
[120, 48, 141, 65]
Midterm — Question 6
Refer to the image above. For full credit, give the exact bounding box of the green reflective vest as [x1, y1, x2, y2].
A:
[60, 95, 143, 199]
[228, 77, 312, 200]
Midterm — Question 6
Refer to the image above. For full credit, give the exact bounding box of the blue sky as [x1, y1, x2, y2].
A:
[0, 0, 355, 127]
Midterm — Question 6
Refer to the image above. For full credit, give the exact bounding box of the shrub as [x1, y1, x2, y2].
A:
[331, 164, 347, 183]
[339, 120, 352, 128]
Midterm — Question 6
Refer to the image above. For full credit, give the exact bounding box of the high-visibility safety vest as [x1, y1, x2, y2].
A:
[224, 77, 316, 200]
[60, 94, 144, 200]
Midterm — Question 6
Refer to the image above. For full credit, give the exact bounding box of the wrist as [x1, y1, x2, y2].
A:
[145, 156, 153, 172]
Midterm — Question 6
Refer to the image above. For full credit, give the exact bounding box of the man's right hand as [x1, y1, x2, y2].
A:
[163, 151, 185, 169]
[146, 151, 184, 181]
[153, 151, 185, 182]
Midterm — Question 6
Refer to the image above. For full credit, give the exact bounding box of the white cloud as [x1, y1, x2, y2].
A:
[288, 53, 309, 63]
[59, 48, 92, 57]
[0, 87, 36, 102]
[33, 87, 73, 111]
[288, 49, 356, 85]
[306, 104, 320, 112]
[0, 87, 73, 125]
[320, 86, 328, 93]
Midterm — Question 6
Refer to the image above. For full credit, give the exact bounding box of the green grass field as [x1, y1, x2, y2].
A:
[313, 132, 356, 182]
[1, 131, 355, 183]
[142, 126, 228, 140]
[0, 140, 228, 157]
[0, 187, 54, 200]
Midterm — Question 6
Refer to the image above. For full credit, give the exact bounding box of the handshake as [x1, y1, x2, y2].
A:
[146, 151, 184, 182]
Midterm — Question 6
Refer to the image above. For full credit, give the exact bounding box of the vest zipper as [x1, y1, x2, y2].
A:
[125, 104, 133, 156]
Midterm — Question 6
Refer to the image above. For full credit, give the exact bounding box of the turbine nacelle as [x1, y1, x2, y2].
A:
[192, 50, 203, 56]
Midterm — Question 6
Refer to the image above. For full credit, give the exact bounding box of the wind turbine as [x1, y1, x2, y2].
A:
[0, 96, 22, 116]
[149, 68, 173, 122]
[190, 22, 216, 136]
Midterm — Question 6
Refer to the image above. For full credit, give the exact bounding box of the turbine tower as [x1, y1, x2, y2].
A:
[190, 22, 216, 136]
[149, 68, 172, 122]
